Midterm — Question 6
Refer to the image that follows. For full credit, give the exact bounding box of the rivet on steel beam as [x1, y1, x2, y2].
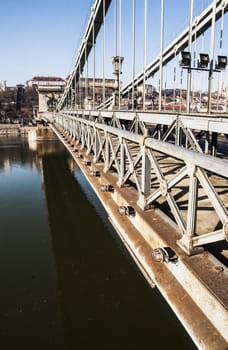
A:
[90, 170, 100, 177]
[101, 184, 114, 192]
[151, 247, 178, 263]
[83, 160, 91, 166]
[118, 206, 135, 217]
[75, 154, 83, 159]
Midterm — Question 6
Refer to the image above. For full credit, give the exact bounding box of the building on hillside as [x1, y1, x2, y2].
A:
[72, 78, 116, 109]
[27, 76, 66, 88]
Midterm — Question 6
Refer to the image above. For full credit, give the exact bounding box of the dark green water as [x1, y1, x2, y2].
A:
[0, 135, 196, 350]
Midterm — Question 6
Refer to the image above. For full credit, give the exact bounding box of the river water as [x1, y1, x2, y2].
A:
[0, 134, 196, 350]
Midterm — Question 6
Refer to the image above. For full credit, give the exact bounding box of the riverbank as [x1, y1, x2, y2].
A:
[0, 124, 34, 135]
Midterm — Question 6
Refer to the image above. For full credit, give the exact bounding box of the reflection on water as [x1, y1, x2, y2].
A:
[0, 135, 196, 350]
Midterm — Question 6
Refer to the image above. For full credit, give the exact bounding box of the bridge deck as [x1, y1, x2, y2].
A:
[50, 123, 228, 350]
[90, 131, 228, 259]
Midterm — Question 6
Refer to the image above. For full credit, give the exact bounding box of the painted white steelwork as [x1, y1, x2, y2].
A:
[57, 109, 228, 158]
[53, 111, 228, 255]
[57, 0, 112, 111]
[57, 0, 228, 112]
[98, 0, 228, 110]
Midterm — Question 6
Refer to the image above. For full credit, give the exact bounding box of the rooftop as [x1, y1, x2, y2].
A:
[31, 76, 65, 82]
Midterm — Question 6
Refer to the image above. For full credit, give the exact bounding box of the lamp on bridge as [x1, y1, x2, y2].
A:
[112, 56, 124, 109]
[215, 55, 227, 71]
[179, 51, 191, 67]
[197, 53, 209, 69]
[180, 50, 228, 71]
[112, 56, 124, 75]
[179, 50, 227, 113]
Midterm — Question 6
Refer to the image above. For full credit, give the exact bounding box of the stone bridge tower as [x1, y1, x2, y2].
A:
[27, 77, 66, 116]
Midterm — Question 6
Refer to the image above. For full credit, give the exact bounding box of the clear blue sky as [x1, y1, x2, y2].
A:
[0, 0, 94, 86]
[1, 0, 227, 91]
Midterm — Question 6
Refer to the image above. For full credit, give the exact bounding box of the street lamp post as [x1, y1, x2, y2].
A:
[179, 51, 227, 113]
[112, 56, 124, 109]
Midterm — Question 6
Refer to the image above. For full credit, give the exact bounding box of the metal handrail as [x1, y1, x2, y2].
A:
[55, 113, 228, 255]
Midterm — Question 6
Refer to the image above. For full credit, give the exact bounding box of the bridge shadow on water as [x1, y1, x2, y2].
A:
[41, 151, 197, 350]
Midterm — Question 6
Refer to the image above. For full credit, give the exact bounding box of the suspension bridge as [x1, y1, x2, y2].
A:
[41, 1, 228, 349]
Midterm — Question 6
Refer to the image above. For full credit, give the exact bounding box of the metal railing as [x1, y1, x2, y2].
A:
[59, 109, 228, 157]
[54, 111, 228, 255]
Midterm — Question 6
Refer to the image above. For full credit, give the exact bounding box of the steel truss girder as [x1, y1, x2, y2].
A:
[62, 109, 228, 134]
[60, 109, 228, 156]
[55, 113, 228, 255]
